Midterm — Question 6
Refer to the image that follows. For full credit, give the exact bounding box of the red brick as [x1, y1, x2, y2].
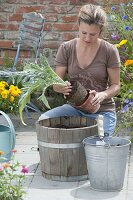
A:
[9, 14, 23, 22]
[0, 24, 18, 31]
[43, 23, 52, 31]
[7, 24, 19, 31]
[49, 0, 67, 5]
[3, 50, 16, 58]
[45, 14, 58, 22]
[61, 15, 77, 23]
[16, 6, 44, 14]
[54, 23, 78, 31]
[46, 5, 72, 14]
[69, 0, 78, 4]
[0, 24, 7, 30]
[0, 41, 13, 48]
[62, 32, 77, 41]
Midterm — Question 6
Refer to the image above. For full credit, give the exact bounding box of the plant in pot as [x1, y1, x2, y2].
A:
[66, 80, 100, 113]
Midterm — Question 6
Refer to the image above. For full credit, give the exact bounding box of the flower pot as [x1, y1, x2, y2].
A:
[67, 80, 100, 113]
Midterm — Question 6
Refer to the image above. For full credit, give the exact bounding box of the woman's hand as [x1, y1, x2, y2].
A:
[53, 81, 72, 96]
[90, 90, 108, 106]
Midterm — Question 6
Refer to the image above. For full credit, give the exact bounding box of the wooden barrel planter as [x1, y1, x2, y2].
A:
[36, 116, 98, 181]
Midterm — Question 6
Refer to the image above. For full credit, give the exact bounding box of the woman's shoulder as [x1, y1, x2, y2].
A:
[62, 38, 77, 48]
[101, 39, 118, 51]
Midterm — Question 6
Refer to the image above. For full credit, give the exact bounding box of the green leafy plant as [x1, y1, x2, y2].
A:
[0, 150, 28, 200]
[109, 3, 133, 135]
[0, 55, 66, 124]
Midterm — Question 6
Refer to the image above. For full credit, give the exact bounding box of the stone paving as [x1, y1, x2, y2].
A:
[1, 112, 133, 200]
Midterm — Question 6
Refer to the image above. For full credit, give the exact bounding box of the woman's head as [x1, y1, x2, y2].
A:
[78, 4, 107, 29]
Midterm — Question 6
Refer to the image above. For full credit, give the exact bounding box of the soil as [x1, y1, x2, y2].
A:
[50, 124, 87, 129]
[66, 80, 88, 105]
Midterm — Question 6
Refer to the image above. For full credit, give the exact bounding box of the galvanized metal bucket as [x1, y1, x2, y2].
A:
[0, 111, 16, 162]
[83, 136, 131, 191]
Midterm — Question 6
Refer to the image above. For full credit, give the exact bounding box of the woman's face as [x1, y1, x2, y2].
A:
[78, 22, 101, 45]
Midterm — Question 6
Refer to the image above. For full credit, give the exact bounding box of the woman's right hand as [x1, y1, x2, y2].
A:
[53, 81, 72, 96]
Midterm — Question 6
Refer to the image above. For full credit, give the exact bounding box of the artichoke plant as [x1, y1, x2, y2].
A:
[0, 56, 66, 124]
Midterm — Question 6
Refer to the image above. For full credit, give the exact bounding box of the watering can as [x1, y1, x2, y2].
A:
[0, 111, 16, 162]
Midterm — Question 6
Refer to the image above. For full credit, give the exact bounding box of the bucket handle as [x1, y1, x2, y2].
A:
[0, 111, 16, 151]
[96, 115, 104, 138]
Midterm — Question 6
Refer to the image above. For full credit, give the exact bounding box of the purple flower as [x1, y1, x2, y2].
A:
[21, 166, 29, 174]
[125, 75, 129, 80]
[122, 15, 128, 20]
[111, 34, 120, 40]
[121, 104, 129, 112]
[121, 99, 133, 113]
[124, 26, 131, 31]
[111, 6, 116, 10]
[129, 101, 133, 105]
[124, 99, 130, 104]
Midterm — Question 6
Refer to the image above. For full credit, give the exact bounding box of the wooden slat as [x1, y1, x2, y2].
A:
[22, 21, 43, 29]
[19, 25, 42, 36]
[20, 32, 40, 43]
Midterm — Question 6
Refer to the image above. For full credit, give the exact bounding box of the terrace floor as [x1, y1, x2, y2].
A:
[1, 112, 133, 200]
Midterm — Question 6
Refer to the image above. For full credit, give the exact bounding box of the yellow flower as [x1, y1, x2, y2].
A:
[124, 60, 133, 67]
[1, 90, 9, 99]
[115, 44, 121, 48]
[119, 40, 128, 46]
[9, 85, 22, 97]
[0, 81, 8, 87]
[0, 80, 22, 114]
[115, 40, 128, 48]
[10, 96, 15, 102]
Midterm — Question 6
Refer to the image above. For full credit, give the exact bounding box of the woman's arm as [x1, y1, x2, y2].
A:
[91, 67, 120, 105]
[53, 66, 72, 96]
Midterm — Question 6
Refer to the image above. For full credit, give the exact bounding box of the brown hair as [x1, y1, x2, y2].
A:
[78, 4, 107, 29]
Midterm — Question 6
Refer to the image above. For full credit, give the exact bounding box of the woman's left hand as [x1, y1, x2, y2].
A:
[90, 90, 108, 106]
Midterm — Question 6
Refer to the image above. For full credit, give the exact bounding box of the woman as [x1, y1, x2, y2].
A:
[39, 4, 120, 136]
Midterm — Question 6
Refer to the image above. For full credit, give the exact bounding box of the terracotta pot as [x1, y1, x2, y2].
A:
[67, 81, 100, 113]
[74, 90, 100, 113]
[66, 80, 87, 105]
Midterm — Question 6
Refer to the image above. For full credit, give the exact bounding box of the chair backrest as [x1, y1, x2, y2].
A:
[12, 12, 45, 71]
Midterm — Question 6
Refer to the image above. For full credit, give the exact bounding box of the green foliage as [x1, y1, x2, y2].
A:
[0, 55, 66, 124]
[109, 3, 133, 136]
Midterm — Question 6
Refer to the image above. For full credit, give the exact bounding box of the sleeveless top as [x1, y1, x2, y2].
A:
[55, 38, 121, 112]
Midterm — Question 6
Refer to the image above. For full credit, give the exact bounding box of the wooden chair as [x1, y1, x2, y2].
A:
[12, 12, 45, 116]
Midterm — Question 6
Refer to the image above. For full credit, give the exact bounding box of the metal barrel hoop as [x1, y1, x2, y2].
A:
[0, 111, 16, 150]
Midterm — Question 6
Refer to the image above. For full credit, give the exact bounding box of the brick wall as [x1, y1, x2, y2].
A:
[0, 0, 128, 68]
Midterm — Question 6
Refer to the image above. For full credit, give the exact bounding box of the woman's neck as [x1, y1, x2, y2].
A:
[77, 38, 101, 50]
